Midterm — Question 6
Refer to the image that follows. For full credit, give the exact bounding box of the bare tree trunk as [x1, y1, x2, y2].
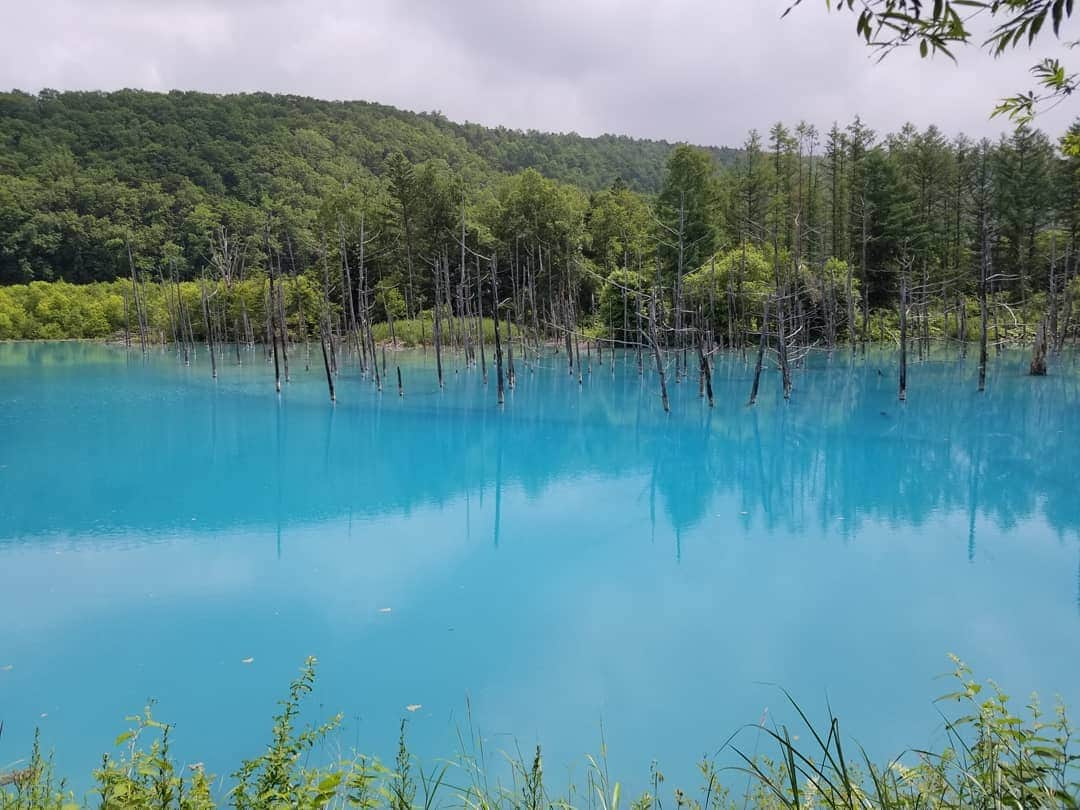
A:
[1029, 317, 1048, 376]
[776, 298, 791, 400]
[899, 275, 908, 401]
[647, 289, 670, 413]
[492, 255, 505, 406]
[505, 307, 516, 389]
[978, 261, 989, 393]
[159, 264, 179, 352]
[319, 315, 336, 403]
[749, 297, 770, 405]
[433, 258, 444, 388]
[698, 331, 714, 407]
[959, 294, 967, 357]
[200, 277, 217, 379]
[127, 243, 148, 353]
[477, 255, 487, 384]
[268, 272, 282, 394]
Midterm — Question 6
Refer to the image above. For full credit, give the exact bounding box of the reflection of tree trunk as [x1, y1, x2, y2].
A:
[967, 442, 980, 562]
[493, 434, 503, 549]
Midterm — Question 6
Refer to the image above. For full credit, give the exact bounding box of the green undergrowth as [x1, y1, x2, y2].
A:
[370, 316, 519, 348]
[1, 655, 1076, 809]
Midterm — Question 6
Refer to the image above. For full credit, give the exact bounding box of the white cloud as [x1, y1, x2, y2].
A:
[1, 0, 1075, 145]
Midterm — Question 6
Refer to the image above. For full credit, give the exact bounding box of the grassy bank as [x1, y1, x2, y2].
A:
[0, 279, 517, 348]
[0, 279, 1060, 349]
[1, 656, 1075, 809]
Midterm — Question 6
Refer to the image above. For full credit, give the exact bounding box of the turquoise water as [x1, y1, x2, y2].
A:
[1, 341, 1079, 796]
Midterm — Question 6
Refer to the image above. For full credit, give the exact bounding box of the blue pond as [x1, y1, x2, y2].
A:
[1, 341, 1078, 796]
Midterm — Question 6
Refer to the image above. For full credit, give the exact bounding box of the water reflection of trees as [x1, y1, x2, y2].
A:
[1, 343, 1077, 553]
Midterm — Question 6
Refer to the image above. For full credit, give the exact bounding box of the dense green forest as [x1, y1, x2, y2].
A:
[1, 89, 1078, 390]
[0, 89, 735, 285]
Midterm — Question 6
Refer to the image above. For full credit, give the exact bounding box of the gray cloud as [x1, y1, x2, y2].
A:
[1, 0, 1075, 146]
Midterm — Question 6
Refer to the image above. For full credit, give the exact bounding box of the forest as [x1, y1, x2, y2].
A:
[1, 90, 1079, 399]
[3, 86, 1080, 808]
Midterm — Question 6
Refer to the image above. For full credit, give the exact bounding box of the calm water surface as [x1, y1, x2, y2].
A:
[1, 341, 1078, 795]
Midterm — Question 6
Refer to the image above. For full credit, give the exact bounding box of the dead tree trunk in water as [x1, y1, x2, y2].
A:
[1030, 317, 1048, 375]
[575, 333, 582, 385]
[505, 307, 516, 389]
[978, 224, 990, 393]
[492, 255, 505, 406]
[647, 289, 670, 413]
[172, 267, 191, 365]
[776, 296, 792, 400]
[277, 279, 290, 383]
[958, 294, 968, 357]
[319, 315, 336, 403]
[200, 277, 217, 379]
[268, 274, 282, 393]
[749, 297, 770, 406]
[159, 265, 179, 354]
[433, 258, 444, 388]
[899, 275, 908, 401]
[127, 243, 148, 354]
[698, 332, 714, 407]
[476, 256, 488, 384]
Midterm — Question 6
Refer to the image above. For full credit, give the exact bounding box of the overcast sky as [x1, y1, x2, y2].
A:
[2, 0, 1075, 146]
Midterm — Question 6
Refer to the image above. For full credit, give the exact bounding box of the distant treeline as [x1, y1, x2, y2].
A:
[0, 275, 1058, 346]
[1, 89, 1079, 364]
[0, 89, 735, 285]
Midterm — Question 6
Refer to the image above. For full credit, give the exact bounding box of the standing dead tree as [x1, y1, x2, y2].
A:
[749, 297, 771, 406]
[492, 254, 505, 406]
[126, 242, 148, 354]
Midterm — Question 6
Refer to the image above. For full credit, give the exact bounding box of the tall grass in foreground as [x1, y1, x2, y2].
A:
[2, 655, 1076, 809]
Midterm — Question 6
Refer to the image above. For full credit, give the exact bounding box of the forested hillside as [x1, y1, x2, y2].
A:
[0, 89, 735, 284]
[0, 87, 1078, 375]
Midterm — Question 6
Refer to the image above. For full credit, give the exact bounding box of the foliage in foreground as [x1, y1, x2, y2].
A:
[1, 655, 1076, 809]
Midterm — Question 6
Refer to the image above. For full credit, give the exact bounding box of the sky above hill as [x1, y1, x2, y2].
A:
[3, 0, 1076, 145]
